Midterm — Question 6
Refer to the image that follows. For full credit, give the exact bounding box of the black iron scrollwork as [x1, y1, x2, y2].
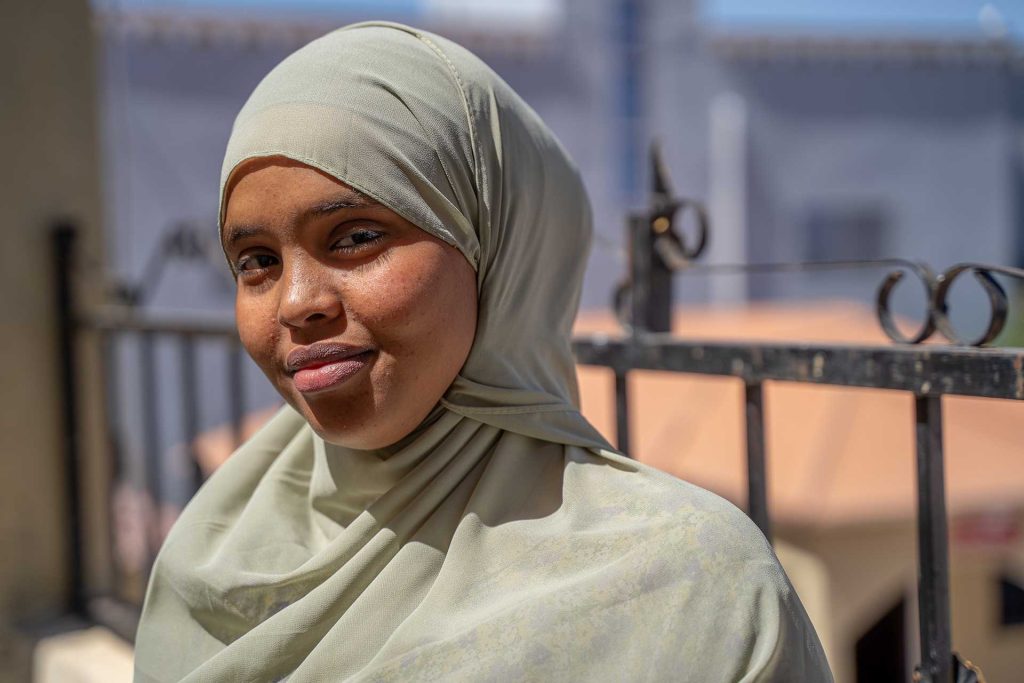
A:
[873, 261, 938, 345]
[112, 221, 233, 307]
[930, 263, 1024, 347]
[620, 145, 1024, 347]
[650, 143, 708, 264]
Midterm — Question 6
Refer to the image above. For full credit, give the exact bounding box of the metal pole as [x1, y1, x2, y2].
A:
[179, 334, 203, 493]
[914, 394, 952, 683]
[646, 223, 674, 333]
[744, 382, 772, 542]
[53, 222, 85, 613]
[228, 338, 245, 448]
[139, 330, 162, 568]
[99, 330, 126, 600]
[614, 370, 631, 455]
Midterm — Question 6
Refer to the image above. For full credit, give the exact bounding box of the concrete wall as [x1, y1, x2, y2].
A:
[0, 0, 105, 678]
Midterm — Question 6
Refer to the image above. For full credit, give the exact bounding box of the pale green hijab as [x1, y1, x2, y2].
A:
[134, 22, 832, 682]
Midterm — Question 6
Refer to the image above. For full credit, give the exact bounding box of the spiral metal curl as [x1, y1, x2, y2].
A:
[617, 146, 1024, 347]
[650, 143, 708, 264]
[930, 264, 1024, 347]
[874, 261, 937, 345]
[650, 232, 1024, 348]
[111, 222, 232, 307]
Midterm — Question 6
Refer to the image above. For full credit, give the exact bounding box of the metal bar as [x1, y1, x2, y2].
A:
[744, 382, 772, 542]
[138, 331, 162, 566]
[86, 308, 237, 337]
[573, 336, 1024, 401]
[914, 395, 952, 683]
[228, 338, 245, 448]
[614, 370, 631, 455]
[85, 308, 1024, 401]
[627, 209, 674, 333]
[52, 223, 85, 614]
[647, 234, 674, 333]
[99, 330, 127, 600]
[661, 256, 932, 277]
[179, 334, 204, 494]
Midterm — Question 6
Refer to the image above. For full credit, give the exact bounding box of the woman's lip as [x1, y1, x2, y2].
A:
[291, 350, 374, 394]
[285, 342, 373, 374]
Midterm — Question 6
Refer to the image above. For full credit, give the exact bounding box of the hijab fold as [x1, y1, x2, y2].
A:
[135, 22, 832, 682]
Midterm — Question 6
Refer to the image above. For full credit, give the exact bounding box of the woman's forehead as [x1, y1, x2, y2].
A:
[225, 157, 373, 208]
[223, 159, 379, 234]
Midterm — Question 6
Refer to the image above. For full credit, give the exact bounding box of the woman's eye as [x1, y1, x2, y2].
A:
[332, 228, 384, 252]
[236, 253, 278, 273]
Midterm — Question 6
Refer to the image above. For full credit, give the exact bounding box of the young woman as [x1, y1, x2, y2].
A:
[134, 22, 832, 682]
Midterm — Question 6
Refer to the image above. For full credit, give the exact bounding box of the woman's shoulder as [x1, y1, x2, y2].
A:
[556, 447, 833, 681]
[566, 446, 774, 563]
[561, 446, 806, 626]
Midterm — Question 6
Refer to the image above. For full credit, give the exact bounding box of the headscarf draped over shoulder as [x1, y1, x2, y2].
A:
[135, 23, 832, 683]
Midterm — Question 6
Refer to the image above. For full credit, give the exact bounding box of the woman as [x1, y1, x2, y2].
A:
[135, 22, 832, 682]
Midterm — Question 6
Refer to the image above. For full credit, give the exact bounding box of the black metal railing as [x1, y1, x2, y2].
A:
[55, 149, 1024, 682]
[573, 147, 1024, 683]
[54, 224, 252, 640]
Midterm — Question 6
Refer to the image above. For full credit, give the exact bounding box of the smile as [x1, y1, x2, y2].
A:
[285, 344, 375, 394]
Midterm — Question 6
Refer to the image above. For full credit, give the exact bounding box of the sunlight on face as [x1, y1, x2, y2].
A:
[222, 157, 478, 449]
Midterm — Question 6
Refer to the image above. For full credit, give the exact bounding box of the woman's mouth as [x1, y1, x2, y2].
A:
[285, 344, 375, 394]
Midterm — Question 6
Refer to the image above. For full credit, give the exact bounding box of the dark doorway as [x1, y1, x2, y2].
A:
[999, 574, 1024, 626]
[856, 597, 907, 683]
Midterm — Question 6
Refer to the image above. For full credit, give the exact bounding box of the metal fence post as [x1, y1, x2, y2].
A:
[614, 370, 631, 455]
[744, 382, 772, 542]
[914, 394, 952, 683]
[53, 222, 85, 614]
[139, 329, 162, 570]
[179, 334, 204, 492]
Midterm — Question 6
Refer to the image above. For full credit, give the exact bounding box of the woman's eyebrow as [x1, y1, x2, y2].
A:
[298, 192, 381, 223]
[222, 224, 266, 248]
[223, 192, 381, 247]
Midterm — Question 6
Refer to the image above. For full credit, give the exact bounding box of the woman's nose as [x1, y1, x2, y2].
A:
[277, 260, 344, 330]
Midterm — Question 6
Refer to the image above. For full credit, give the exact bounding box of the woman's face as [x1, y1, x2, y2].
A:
[223, 157, 478, 450]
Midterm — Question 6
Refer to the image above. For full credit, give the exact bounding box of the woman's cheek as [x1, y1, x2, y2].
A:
[359, 247, 453, 347]
[236, 295, 281, 378]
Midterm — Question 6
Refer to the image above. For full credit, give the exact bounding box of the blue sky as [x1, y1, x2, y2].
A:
[704, 0, 1024, 39]
[104, 0, 1024, 40]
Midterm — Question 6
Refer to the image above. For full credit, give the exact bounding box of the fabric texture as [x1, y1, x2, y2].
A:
[134, 22, 833, 682]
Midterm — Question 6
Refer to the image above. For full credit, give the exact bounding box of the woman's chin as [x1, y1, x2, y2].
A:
[300, 399, 434, 452]
[295, 406, 372, 449]
[296, 404, 394, 451]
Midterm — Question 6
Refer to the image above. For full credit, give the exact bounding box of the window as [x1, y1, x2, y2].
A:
[803, 202, 887, 262]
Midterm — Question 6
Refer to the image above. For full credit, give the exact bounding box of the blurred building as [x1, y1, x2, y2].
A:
[646, 5, 1024, 315]
[95, 0, 1024, 313]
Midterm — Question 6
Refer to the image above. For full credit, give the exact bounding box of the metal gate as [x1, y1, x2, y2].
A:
[571, 150, 1024, 683]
